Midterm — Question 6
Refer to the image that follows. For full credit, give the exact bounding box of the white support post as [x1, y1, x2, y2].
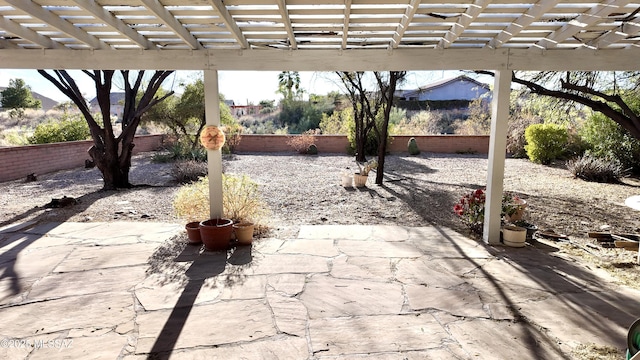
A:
[204, 70, 224, 219]
[483, 70, 512, 245]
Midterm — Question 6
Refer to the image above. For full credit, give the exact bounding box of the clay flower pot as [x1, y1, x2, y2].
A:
[185, 221, 202, 244]
[199, 218, 233, 251]
[233, 222, 255, 245]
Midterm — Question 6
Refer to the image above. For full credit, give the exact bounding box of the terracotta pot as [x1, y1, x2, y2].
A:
[502, 225, 526, 247]
[353, 173, 368, 187]
[199, 218, 233, 251]
[233, 222, 255, 245]
[185, 221, 202, 244]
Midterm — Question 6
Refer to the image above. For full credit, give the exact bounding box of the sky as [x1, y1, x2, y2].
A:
[0, 69, 477, 105]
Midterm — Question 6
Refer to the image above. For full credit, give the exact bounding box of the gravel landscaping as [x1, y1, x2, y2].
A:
[1, 150, 638, 285]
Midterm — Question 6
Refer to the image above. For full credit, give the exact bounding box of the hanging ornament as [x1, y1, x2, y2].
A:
[200, 125, 226, 150]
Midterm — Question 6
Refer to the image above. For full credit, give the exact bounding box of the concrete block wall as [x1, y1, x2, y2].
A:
[235, 135, 350, 153]
[235, 134, 489, 155]
[0, 135, 164, 183]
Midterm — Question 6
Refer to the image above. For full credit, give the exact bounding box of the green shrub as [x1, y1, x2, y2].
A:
[28, 115, 90, 144]
[567, 154, 625, 183]
[153, 140, 206, 163]
[524, 123, 568, 164]
[173, 174, 269, 224]
[407, 137, 420, 155]
[580, 112, 640, 174]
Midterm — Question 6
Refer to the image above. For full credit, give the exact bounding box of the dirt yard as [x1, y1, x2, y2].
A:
[1, 151, 638, 287]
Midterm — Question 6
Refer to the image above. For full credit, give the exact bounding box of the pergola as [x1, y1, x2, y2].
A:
[1, 0, 639, 244]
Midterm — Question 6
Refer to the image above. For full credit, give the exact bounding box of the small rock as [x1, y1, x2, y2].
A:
[320, 217, 328, 222]
[599, 224, 611, 230]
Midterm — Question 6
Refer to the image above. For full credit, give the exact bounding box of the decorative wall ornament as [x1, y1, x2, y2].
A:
[200, 125, 226, 150]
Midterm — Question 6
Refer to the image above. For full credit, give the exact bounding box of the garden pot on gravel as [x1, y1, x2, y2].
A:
[199, 218, 233, 251]
[353, 173, 368, 188]
[502, 225, 527, 247]
[185, 221, 202, 244]
[233, 222, 255, 245]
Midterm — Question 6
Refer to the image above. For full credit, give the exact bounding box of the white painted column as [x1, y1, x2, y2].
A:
[483, 70, 512, 245]
[204, 70, 224, 218]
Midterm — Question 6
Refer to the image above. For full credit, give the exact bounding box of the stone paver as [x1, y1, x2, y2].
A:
[0, 221, 638, 359]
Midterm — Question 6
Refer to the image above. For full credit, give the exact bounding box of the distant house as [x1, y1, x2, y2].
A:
[88, 92, 125, 120]
[228, 103, 262, 118]
[395, 75, 491, 109]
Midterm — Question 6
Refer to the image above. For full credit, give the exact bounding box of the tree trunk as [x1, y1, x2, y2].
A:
[89, 142, 133, 189]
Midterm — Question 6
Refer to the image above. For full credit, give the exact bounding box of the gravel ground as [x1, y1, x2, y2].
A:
[1, 150, 639, 285]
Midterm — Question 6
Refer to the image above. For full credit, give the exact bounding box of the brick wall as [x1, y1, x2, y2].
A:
[0, 135, 164, 182]
[235, 134, 489, 155]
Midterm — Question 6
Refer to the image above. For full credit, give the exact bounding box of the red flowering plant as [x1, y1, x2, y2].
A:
[453, 188, 486, 235]
[454, 189, 528, 235]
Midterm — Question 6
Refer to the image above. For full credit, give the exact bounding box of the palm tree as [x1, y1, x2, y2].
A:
[278, 71, 302, 100]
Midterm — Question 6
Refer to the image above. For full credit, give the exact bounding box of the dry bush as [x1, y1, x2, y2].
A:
[173, 175, 269, 227]
[567, 154, 625, 183]
[171, 160, 207, 184]
[286, 130, 317, 153]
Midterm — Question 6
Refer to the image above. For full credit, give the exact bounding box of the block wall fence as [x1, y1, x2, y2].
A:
[235, 134, 490, 155]
[0, 134, 489, 183]
[0, 135, 164, 183]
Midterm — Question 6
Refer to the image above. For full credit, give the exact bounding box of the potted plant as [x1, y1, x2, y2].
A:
[233, 222, 255, 245]
[502, 225, 527, 247]
[200, 218, 234, 251]
[453, 188, 531, 239]
[354, 159, 377, 188]
[502, 193, 527, 222]
[185, 221, 202, 244]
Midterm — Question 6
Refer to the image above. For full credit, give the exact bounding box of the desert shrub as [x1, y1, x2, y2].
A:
[580, 112, 640, 174]
[28, 114, 90, 144]
[153, 140, 206, 163]
[223, 123, 243, 154]
[524, 123, 568, 164]
[392, 111, 435, 135]
[171, 160, 207, 184]
[173, 174, 268, 224]
[567, 154, 625, 183]
[320, 108, 352, 135]
[287, 130, 317, 154]
[0, 128, 30, 146]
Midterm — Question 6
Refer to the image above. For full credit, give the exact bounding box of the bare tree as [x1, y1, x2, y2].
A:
[477, 71, 640, 139]
[373, 71, 406, 185]
[336, 71, 406, 184]
[336, 72, 382, 163]
[38, 70, 174, 189]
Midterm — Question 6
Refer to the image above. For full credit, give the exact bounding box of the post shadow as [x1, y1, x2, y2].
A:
[146, 243, 253, 359]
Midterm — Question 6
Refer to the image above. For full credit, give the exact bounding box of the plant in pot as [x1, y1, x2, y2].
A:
[224, 174, 269, 245]
[174, 174, 269, 249]
[173, 177, 210, 245]
[454, 188, 531, 243]
[354, 159, 377, 188]
[502, 193, 527, 223]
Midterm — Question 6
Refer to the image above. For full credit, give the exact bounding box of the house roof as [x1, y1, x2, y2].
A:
[88, 92, 126, 105]
[418, 75, 489, 92]
[0, 1, 638, 72]
[397, 75, 490, 99]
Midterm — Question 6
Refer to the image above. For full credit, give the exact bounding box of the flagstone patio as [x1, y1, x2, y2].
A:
[0, 221, 637, 359]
